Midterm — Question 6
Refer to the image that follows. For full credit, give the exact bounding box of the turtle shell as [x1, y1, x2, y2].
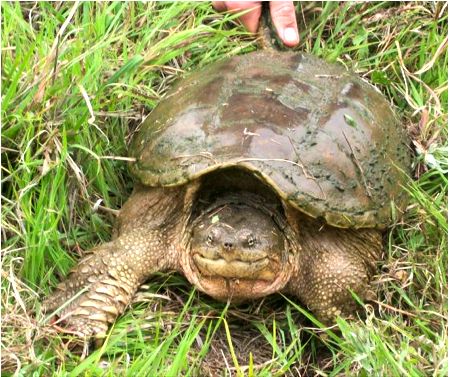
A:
[130, 51, 410, 229]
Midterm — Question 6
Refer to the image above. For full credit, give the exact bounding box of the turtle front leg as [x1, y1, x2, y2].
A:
[43, 185, 192, 337]
[286, 225, 382, 324]
[43, 229, 177, 337]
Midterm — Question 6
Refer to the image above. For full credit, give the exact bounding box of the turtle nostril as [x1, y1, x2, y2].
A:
[223, 241, 234, 251]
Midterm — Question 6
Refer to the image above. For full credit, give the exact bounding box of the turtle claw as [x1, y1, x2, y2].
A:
[53, 313, 109, 338]
[50, 320, 106, 357]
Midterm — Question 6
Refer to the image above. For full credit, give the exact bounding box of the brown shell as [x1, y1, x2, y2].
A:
[130, 51, 410, 229]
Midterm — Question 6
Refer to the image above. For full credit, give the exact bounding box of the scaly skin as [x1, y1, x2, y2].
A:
[285, 213, 382, 324]
[44, 183, 381, 336]
[43, 184, 192, 337]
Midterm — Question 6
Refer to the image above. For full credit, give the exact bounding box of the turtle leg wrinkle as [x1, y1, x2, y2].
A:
[286, 222, 382, 324]
[43, 185, 192, 337]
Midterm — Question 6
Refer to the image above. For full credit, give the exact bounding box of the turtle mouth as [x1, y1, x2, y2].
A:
[188, 253, 288, 303]
[193, 254, 275, 281]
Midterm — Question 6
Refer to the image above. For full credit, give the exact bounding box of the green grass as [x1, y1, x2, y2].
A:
[2, 2, 447, 376]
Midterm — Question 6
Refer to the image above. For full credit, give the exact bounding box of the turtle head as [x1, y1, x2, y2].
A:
[185, 195, 296, 302]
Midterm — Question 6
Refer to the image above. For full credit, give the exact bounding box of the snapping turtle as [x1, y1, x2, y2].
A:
[44, 50, 410, 336]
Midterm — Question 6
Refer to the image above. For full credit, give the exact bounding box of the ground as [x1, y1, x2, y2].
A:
[1, 2, 447, 376]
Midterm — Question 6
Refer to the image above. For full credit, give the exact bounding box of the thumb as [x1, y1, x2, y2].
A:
[269, 2, 299, 47]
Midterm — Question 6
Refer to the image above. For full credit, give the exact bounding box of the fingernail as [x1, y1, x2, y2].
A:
[283, 27, 299, 45]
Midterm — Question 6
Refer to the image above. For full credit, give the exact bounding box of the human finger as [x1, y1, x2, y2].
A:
[212, 1, 262, 33]
[269, 1, 299, 47]
[212, 1, 227, 12]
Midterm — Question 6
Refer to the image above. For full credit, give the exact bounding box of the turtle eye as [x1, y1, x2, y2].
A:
[206, 228, 222, 246]
[247, 235, 256, 247]
[206, 231, 217, 245]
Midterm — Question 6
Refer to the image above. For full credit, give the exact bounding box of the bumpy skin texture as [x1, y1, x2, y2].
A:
[43, 185, 190, 336]
[285, 213, 382, 322]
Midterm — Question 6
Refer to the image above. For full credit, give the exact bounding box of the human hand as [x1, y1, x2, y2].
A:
[212, 1, 299, 47]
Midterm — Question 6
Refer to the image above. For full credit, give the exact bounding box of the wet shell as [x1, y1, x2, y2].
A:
[131, 51, 410, 229]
